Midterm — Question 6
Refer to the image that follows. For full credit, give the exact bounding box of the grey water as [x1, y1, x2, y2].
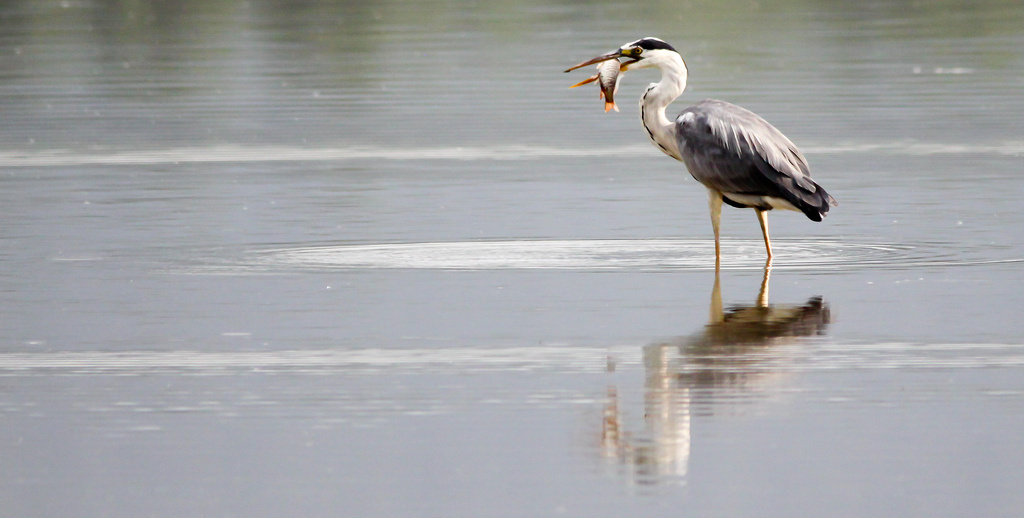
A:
[2, 0, 1024, 516]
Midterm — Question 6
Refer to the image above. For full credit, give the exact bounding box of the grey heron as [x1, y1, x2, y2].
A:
[566, 38, 836, 263]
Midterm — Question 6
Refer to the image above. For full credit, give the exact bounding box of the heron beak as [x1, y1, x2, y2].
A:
[563, 50, 622, 73]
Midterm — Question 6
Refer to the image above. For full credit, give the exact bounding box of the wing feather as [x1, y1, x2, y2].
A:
[675, 99, 835, 220]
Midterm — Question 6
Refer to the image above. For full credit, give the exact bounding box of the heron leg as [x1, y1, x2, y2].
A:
[755, 208, 773, 260]
[707, 190, 723, 265]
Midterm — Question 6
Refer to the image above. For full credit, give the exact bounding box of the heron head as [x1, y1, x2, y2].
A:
[564, 37, 679, 73]
[617, 37, 679, 70]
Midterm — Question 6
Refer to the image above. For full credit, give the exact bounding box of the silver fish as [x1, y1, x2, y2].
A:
[569, 59, 623, 112]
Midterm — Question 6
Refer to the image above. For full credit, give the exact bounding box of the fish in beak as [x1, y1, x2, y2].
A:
[565, 47, 645, 112]
[569, 59, 623, 112]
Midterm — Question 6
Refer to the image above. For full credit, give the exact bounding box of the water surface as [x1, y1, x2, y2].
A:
[2, 0, 1024, 516]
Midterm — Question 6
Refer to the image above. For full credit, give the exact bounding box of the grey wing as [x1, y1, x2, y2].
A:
[675, 99, 835, 221]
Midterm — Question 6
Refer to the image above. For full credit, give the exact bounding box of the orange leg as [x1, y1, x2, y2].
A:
[755, 208, 773, 261]
[707, 190, 723, 265]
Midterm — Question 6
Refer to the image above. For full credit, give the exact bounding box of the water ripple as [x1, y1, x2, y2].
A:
[1, 342, 1023, 376]
[1, 140, 1021, 167]
[211, 239, 1020, 273]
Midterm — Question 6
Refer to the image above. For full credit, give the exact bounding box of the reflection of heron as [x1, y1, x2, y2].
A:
[700, 266, 830, 348]
[679, 266, 830, 391]
[566, 38, 836, 262]
[601, 265, 830, 485]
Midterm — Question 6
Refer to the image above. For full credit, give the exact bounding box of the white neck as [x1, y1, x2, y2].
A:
[639, 52, 688, 161]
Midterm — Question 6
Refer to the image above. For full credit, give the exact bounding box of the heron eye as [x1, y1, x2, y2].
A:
[630, 47, 643, 56]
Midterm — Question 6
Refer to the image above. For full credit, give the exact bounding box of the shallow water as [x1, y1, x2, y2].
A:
[2, 0, 1024, 516]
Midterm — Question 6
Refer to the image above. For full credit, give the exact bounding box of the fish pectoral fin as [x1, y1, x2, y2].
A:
[569, 75, 599, 88]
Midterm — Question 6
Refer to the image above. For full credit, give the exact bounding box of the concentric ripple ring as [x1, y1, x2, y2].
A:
[210, 239, 1023, 273]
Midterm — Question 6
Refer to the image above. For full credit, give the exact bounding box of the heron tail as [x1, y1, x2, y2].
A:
[798, 184, 836, 222]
